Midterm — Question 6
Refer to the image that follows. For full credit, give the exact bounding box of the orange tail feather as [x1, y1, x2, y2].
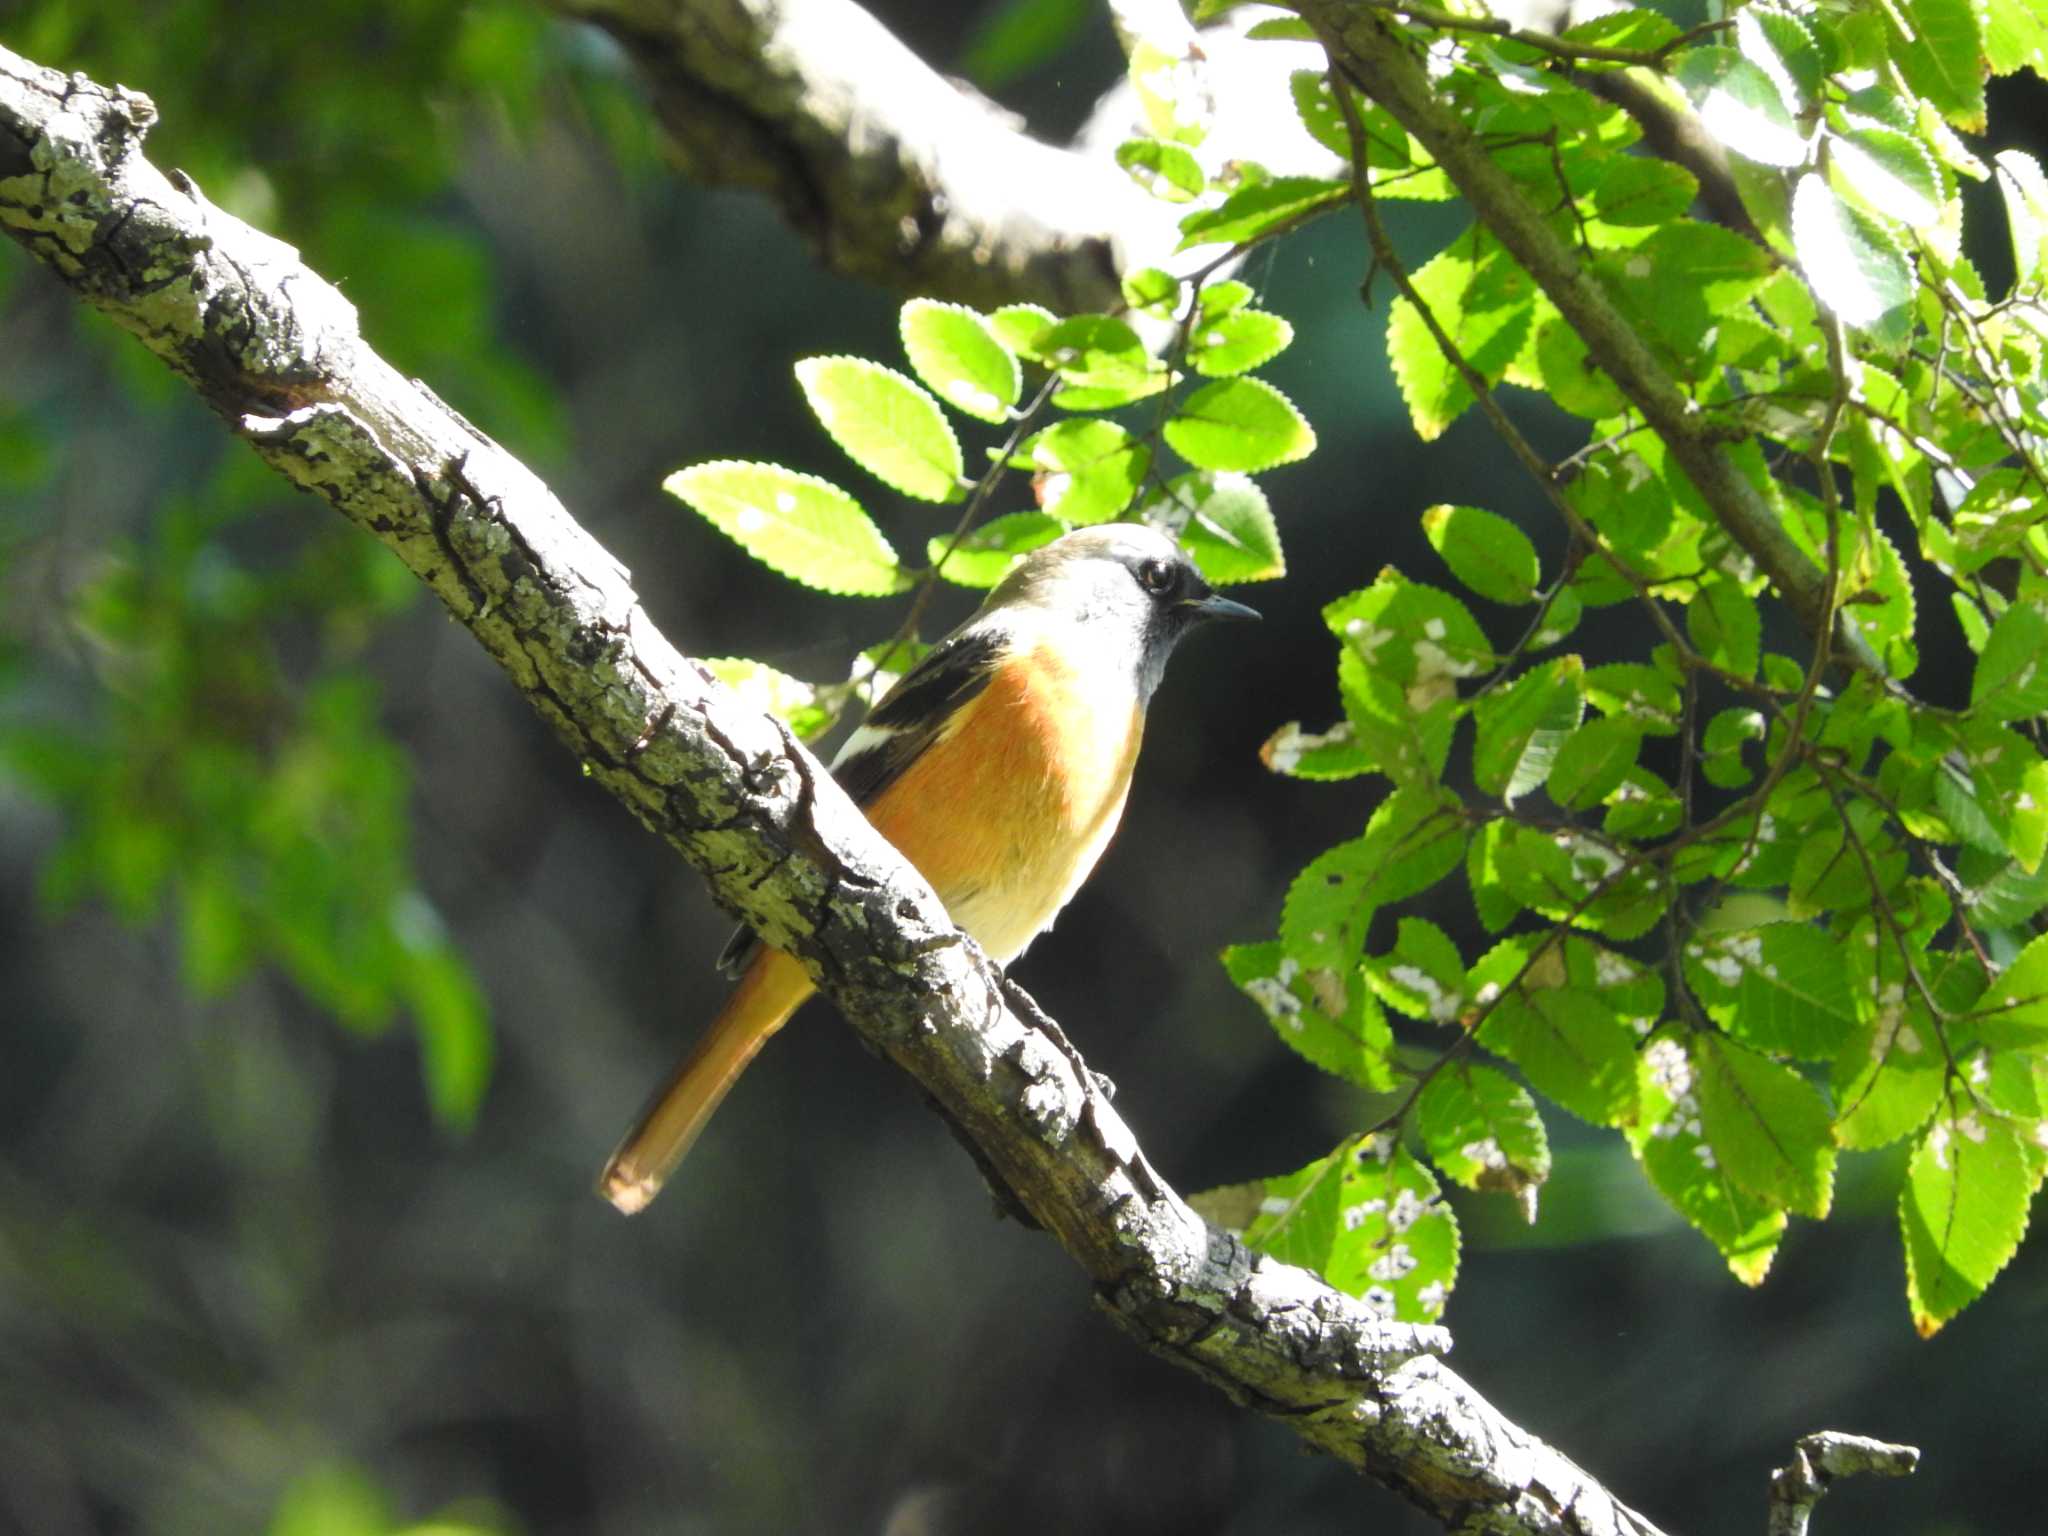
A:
[598, 948, 814, 1214]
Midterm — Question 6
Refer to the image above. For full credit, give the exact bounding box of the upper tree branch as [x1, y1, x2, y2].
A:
[547, 0, 1172, 313]
[0, 43, 1670, 1536]
[1304, 2, 1881, 674]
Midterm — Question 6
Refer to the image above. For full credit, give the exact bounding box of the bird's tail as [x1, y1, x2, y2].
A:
[598, 947, 814, 1214]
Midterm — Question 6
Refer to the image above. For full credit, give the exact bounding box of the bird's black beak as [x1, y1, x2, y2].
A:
[1185, 591, 1261, 624]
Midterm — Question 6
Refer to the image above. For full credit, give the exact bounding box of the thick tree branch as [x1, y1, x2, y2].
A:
[547, 0, 1172, 314]
[0, 44, 1673, 1535]
[1304, 2, 1882, 674]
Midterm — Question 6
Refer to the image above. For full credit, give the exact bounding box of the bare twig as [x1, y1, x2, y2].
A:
[1767, 1432, 1919, 1536]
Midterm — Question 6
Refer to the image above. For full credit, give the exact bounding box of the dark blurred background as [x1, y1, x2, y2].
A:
[2, 2, 2045, 1533]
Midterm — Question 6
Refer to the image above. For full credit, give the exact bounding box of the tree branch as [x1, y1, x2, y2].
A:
[1304, 2, 1882, 674]
[0, 42, 1673, 1535]
[546, 0, 1173, 314]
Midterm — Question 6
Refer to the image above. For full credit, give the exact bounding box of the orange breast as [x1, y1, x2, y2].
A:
[864, 643, 1143, 963]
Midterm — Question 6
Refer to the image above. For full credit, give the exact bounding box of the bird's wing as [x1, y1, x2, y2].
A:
[713, 623, 1007, 976]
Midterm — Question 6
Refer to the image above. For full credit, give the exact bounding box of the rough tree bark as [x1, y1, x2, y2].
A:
[0, 40, 1687, 1536]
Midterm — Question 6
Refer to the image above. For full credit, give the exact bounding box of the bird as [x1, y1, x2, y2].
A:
[599, 520, 1259, 1214]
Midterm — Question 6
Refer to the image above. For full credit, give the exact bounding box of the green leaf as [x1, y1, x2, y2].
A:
[1115, 137, 1206, 202]
[1994, 150, 2048, 285]
[702, 657, 834, 741]
[1023, 419, 1149, 524]
[403, 938, 493, 1133]
[1223, 941, 1397, 1090]
[1688, 573, 1763, 679]
[927, 510, 1066, 588]
[989, 303, 1058, 359]
[1545, 717, 1643, 810]
[1631, 1031, 1787, 1284]
[1971, 600, 2048, 720]
[1037, 315, 1167, 408]
[1701, 705, 1766, 790]
[1129, 36, 1210, 146]
[1472, 657, 1585, 803]
[1694, 1035, 1836, 1218]
[665, 462, 909, 595]
[1188, 309, 1295, 377]
[1327, 575, 1492, 703]
[794, 356, 964, 502]
[1164, 378, 1316, 471]
[1122, 266, 1183, 316]
[1738, 6, 1824, 109]
[1682, 923, 1859, 1059]
[1534, 315, 1626, 419]
[1363, 916, 1468, 1023]
[1417, 1061, 1550, 1210]
[1281, 789, 1466, 975]
[1387, 229, 1536, 440]
[1258, 718, 1374, 781]
[1589, 156, 1701, 229]
[1832, 981, 1944, 1150]
[1884, 0, 1988, 130]
[1584, 662, 1682, 735]
[1593, 220, 1774, 376]
[1240, 1138, 1461, 1322]
[1791, 173, 1913, 331]
[1984, 0, 2048, 76]
[899, 300, 1021, 425]
[1177, 176, 1349, 250]
[1422, 504, 1540, 605]
[1677, 46, 1807, 167]
[1171, 473, 1286, 583]
[1476, 966, 1640, 1126]
[1975, 930, 2048, 1049]
[1562, 7, 1683, 56]
[1903, 1102, 2036, 1334]
[1828, 127, 1944, 230]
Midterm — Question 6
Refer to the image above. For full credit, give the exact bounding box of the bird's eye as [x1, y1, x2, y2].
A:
[1136, 558, 1176, 595]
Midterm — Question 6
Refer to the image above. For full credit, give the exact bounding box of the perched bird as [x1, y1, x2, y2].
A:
[599, 521, 1258, 1214]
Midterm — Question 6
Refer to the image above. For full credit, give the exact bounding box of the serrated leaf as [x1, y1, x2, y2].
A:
[1037, 315, 1167, 409]
[1122, 266, 1182, 317]
[1832, 984, 1944, 1149]
[1829, 127, 1944, 230]
[1903, 1103, 2036, 1334]
[1327, 575, 1492, 703]
[794, 357, 964, 502]
[1188, 309, 1294, 377]
[1223, 941, 1397, 1089]
[666, 462, 908, 595]
[1169, 472, 1285, 583]
[1240, 1138, 1460, 1322]
[1024, 419, 1149, 524]
[1589, 156, 1701, 229]
[1584, 662, 1682, 734]
[1546, 717, 1643, 810]
[1164, 378, 1315, 471]
[1563, 6, 1683, 55]
[1422, 503, 1540, 605]
[1677, 46, 1807, 167]
[1739, 6, 1823, 109]
[1971, 600, 2048, 720]
[1631, 1032, 1787, 1284]
[1994, 150, 2048, 285]
[1260, 718, 1373, 780]
[1975, 930, 2048, 1049]
[1695, 1035, 1836, 1218]
[1387, 229, 1536, 440]
[1473, 658, 1585, 803]
[1683, 923, 1859, 1058]
[1281, 789, 1466, 976]
[1177, 176, 1349, 251]
[1884, 0, 1988, 130]
[989, 303, 1057, 359]
[702, 657, 834, 741]
[900, 300, 1021, 425]
[1594, 220, 1774, 376]
[1478, 980, 1640, 1126]
[1418, 1061, 1550, 1209]
[1985, 0, 2048, 76]
[927, 510, 1065, 588]
[1115, 136, 1206, 202]
[1534, 315, 1626, 419]
[1688, 573, 1762, 679]
[1791, 173, 1913, 331]
[1363, 916, 1468, 1023]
